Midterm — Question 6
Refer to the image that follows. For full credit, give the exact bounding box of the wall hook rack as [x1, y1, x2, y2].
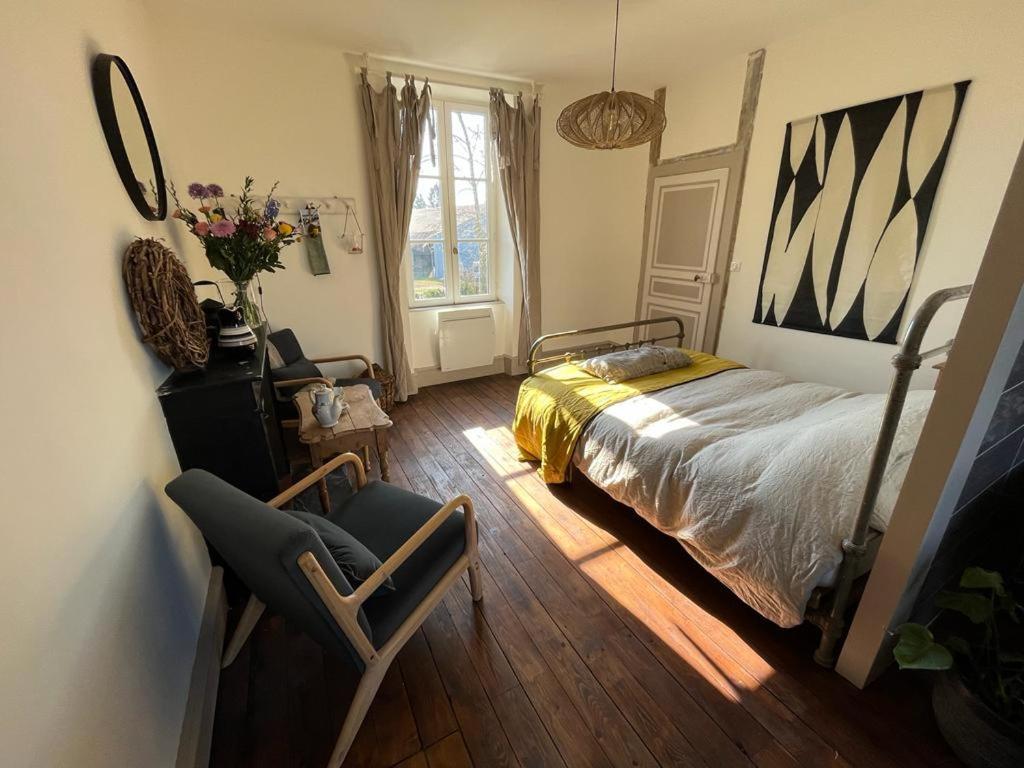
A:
[248, 194, 357, 216]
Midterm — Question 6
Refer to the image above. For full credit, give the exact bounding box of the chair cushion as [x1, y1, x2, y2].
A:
[272, 358, 324, 385]
[284, 509, 395, 597]
[328, 481, 467, 647]
[270, 359, 324, 408]
[336, 377, 383, 400]
[165, 469, 372, 669]
[267, 328, 306, 365]
[267, 328, 323, 402]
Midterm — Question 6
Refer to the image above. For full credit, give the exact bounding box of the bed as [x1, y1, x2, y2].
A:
[515, 285, 971, 665]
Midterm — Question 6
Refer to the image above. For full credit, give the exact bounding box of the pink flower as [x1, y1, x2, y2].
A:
[211, 219, 237, 237]
[194, 221, 210, 236]
[262, 227, 277, 241]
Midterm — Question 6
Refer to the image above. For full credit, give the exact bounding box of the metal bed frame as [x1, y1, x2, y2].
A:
[527, 316, 686, 375]
[525, 285, 972, 666]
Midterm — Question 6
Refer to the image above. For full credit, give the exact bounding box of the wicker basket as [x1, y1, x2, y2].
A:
[361, 363, 396, 413]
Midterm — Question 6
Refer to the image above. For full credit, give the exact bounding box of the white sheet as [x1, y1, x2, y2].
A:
[573, 368, 933, 627]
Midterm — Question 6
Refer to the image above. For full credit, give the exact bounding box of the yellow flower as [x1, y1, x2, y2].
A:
[277, 222, 294, 236]
[210, 213, 223, 223]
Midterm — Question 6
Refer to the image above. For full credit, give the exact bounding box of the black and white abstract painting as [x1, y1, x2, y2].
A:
[753, 81, 969, 343]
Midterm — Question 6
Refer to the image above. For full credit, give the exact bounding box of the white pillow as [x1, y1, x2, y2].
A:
[578, 346, 692, 384]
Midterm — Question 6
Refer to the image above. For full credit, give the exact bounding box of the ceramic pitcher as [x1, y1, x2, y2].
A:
[310, 384, 345, 427]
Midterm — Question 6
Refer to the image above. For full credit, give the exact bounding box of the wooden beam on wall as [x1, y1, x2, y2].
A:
[649, 87, 667, 166]
[656, 48, 765, 166]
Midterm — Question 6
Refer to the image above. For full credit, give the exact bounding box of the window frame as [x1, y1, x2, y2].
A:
[407, 99, 497, 308]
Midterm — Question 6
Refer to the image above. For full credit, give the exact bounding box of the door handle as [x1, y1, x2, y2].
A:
[692, 273, 718, 284]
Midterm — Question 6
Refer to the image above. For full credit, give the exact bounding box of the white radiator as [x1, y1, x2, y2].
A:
[438, 307, 495, 372]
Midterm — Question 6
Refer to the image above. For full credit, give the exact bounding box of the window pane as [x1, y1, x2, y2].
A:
[457, 241, 489, 297]
[411, 242, 447, 301]
[453, 180, 488, 239]
[420, 109, 440, 175]
[410, 178, 444, 241]
[450, 110, 487, 178]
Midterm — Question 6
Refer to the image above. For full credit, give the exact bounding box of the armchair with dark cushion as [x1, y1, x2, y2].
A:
[267, 328, 382, 418]
[165, 453, 482, 768]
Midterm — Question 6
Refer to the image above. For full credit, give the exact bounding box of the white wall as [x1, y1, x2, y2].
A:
[149, 22, 525, 381]
[540, 80, 650, 340]
[0, 1, 210, 765]
[150, 23, 384, 377]
[660, 54, 749, 160]
[663, 0, 1024, 392]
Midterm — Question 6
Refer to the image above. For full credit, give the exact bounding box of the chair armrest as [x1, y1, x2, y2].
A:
[294, 493, 474, 665]
[349, 494, 474, 605]
[311, 354, 375, 378]
[271, 376, 334, 403]
[267, 452, 367, 509]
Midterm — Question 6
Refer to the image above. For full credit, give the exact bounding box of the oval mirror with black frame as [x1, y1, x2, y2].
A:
[92, 53, 167, 220]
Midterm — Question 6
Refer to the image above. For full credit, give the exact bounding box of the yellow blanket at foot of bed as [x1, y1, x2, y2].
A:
[514, 351, 744, 483]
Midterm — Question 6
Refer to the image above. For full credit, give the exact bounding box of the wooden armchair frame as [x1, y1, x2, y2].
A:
[220, 452, 482, 768]
[271, 353, 376, 403]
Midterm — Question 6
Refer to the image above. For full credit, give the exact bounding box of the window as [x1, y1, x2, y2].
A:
[408, 101, 495, 306]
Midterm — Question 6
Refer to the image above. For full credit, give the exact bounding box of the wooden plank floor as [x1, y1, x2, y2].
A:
[211, 374, 961, 768]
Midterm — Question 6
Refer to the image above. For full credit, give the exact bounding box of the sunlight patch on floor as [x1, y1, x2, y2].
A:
[461, 416, 768, 699]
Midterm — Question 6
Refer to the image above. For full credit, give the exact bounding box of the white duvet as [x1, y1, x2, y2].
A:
[573, 368, 933, 627]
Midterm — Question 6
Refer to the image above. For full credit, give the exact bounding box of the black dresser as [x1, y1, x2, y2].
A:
[157, 328, 288, 501]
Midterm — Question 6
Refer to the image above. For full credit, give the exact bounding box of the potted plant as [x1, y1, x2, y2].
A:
[893, 566, 1024, 768]
[170, 177, 300, 327]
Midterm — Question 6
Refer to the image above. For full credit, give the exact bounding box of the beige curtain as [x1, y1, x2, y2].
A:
[489, 89, 541, 366]
[358, 72, 433, 400]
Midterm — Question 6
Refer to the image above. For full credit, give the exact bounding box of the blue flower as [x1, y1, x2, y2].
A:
[264, 198, 280, 221]
[187, 182, 208, 199]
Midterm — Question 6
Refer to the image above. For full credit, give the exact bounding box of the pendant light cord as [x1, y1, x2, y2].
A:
[610, 0, 620, 92]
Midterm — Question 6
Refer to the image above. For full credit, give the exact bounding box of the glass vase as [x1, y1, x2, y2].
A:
[219, 279, 263, 329]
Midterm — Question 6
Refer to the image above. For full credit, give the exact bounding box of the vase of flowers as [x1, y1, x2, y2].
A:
[171, 177, 300, 328]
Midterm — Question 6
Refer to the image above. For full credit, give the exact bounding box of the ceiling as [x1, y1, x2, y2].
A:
[157, 0, 867, 87]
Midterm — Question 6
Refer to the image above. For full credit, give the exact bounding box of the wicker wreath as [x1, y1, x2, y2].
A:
[122, 238, 209, 370]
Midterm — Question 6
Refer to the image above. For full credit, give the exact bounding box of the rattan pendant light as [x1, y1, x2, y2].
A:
[557, 0, 666, 150]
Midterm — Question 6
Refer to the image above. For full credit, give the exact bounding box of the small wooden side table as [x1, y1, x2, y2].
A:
[294, 384, 392, 508]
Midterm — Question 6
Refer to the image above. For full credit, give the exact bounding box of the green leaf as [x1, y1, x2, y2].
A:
[998, 651, 1024, 666]
[998, 593, 1022, 621]
[893, 624, 954, 670]
[935, 590, 993, 624]
[960, 567, 1006, 595]
[945, 635, 972, 656]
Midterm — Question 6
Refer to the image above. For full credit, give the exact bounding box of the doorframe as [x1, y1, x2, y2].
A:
[634, 49, 765, 353]
[635, 153, 744, 352]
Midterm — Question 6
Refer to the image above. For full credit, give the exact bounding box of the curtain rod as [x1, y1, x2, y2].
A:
[353, 53, 540, 97]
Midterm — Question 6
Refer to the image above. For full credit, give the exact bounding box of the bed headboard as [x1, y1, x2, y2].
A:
[527, 316, 685, 374]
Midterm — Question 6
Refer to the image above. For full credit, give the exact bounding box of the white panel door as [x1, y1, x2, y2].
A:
[637, 167, 730, 351]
